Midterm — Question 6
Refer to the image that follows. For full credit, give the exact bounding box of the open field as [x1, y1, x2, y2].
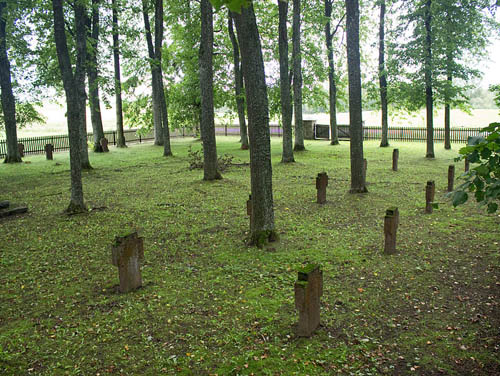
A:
[9, 101, 500, 138]
[0, 138, 499, 375]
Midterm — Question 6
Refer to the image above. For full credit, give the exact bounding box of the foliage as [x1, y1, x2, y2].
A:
[187, 144, 234, 171]
[122, 94, 153, 132]
[0, 102, 45, 132]
[451, 122, 500, 213]
[489, 84, 500, 111]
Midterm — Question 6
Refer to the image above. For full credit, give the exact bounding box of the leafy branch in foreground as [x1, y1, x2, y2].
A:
[450, 122, 500, 213]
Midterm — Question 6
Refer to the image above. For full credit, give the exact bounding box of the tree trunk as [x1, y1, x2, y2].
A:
[199, 0, 220, 179]
[142, 0, 163, 146]
[228, 11, 249, 150]
[444, 54, 452, 150]
[292, 0, 305, 151]
[379, 0, 389, 147]
[52, 0, 87, 213]
[79, 91, 92, 169]
[0, 1, 21, 163]
[232, 2, 277, 247]
[278, 0, 294, 162]
[424, 0, 434, 158]
[346, 0, 367, 193]
[87, 0, 105, 153]
[112, 0, 126, 148]
[324, 0, 339, 146]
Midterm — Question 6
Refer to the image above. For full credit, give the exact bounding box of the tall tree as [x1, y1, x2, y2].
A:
[378, 0, 389, 147]
[0, 0, 21, 163]
[52, 0, 87, 212]
[87, 0, 106, 152]
[112, 0, 126, 148]
[424, 0, 434, 158]
[278, 0, 294, 162]
[345, 0, 367, 193]
[324, 0, 342, 146]
[292, 0, 305, 151]
[228, 11, 248, 150]
[199, 0, 221, 180]
[231, 1, 277, 246]
[142, 0, 172, 156]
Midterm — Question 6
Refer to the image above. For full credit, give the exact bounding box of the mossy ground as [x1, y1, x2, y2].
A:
[0, 137, 498, 375]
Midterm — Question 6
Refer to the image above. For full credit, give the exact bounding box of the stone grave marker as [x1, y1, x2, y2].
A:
[18, 143, 24, 157]
[392, 149, 399, 171]
[316, 172, 328, 204]
[425, 180, 435, 214]
[45, 144, 54, 160]
[100, 137, 109, 152]
[111, 232, 144, 293]
[295, 264, 323, 337]
[384, 207, 399, 254]
[448, 165, 455, 192]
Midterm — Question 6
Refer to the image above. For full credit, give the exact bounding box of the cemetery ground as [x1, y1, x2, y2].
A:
[0, 137, 499, 375]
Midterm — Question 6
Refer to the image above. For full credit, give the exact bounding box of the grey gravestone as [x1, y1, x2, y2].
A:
[316, 172, 328, 204]
[425, 180, 435, 214]
[100, 137, 109, 152]
[384, 207, 399, 254]
[295, 264, 323, 337]
[45, 144, 53, 160]
[111, 232, 144, 293]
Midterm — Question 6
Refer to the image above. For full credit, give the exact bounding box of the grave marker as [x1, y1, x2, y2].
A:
[464, 157, 469, 172]
[392, 149, 399, 171]
[45, 144, 53, 160]
[295, 264, 323, 337]
[316, 172, 328, 204]
[100, 137, 109, 152]
[425, 180, 435, 214]
[384, 207, 399, 254]
[111, 232, 144, 293]
[448, 165, 455, 192]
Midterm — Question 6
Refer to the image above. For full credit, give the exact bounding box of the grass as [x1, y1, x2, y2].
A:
[0, 137, 499, 375]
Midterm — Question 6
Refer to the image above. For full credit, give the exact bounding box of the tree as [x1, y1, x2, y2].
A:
[292, 0, 305, 151]
[142, 0, 172, 156]
[199, 0, 221, 180]
[278, 0, 294, 162]
[451, 122, 500, 213]
[423, 0, 434, 158]
[345, 0, 367, 193]
[52, 0, 87, 212]
[229, 1, 277, 246]
[378, 0, 389, 147]
[324, 0, 343, 146]
[112, 0, 126, 148]
[87, 0, 106, 152]
[0, 0, 21, 163]
[228, 11, 249, 150]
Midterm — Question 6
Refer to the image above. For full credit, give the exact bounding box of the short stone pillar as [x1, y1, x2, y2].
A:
[316, 172, 328, 204]
[425, 180, 435, 214]
[448, 165, 455, 192]
[100, 137, 109, 152]
[111, 232, 144, 293]
[18, 143, 24, 157]
[392, 149, 399, 171]
[464, 157, 469, 172]
[384, 207, 399, 254]
[246, 194, 252, 229]
[45, 144, 53, 160]
[294, 264, 323, 337]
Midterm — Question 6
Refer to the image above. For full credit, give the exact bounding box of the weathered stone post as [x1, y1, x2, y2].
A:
[18, 143, 24, 157]
[448, 165, 455, 192]
[392, 149, 399, 171]
[425, 180, 435, 214]
[45, 144, 54, 160]
[464, 157, 469, 172]
[111, 232, 144, 293]
[316, 172, 328, 204]
[384, 207, 399, 254]
[294, 264, 323, 337]
[100, 137, 109, 152]
[246, 194, 252, 230]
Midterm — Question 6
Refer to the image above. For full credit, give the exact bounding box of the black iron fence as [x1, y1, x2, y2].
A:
[0, 124, 487, 158]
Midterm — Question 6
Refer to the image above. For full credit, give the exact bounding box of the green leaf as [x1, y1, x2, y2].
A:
[452, 191, 468, 207]
[487, 202, 498, 213]
[431, 203, 439, 209]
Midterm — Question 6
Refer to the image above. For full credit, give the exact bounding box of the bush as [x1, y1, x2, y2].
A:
[187, 145, 234, 172]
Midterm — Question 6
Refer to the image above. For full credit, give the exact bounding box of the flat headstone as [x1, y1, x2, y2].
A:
[18, 143, 24, 158]
[316, 172, 328, 204]
[384, 207, 399, 254]
[100, 137, 109, 152]
[45, 144, 54, 160]
[295, 264, 323, 337]
[425, 180, 435, 214]
[111, 232, 144, 293]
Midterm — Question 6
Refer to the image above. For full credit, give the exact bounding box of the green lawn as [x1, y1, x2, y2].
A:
[0, 138, 498, 375]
